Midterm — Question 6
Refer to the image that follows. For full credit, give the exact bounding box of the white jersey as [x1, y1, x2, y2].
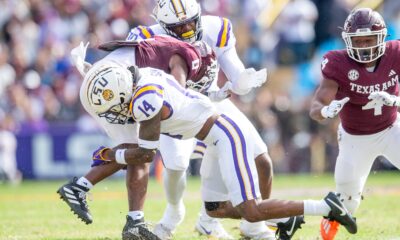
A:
[130, 67, 215, 140]
[126, 15, 245, 89]
[127, 15, 236, 58]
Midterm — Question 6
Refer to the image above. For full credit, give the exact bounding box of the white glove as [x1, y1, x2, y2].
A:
[71, 41, 92, 76]
[368, 91, 400, 107]
[206, 81, 232, 102]
[231, 68, 267, 95]
[321, 97, 350, 119]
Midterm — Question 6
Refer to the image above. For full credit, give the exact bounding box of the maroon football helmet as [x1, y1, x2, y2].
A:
[341, 8, 387, 63]
[186, 41, 218, 93]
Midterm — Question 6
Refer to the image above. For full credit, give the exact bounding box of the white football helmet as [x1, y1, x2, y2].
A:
[83, 61, 134, 124]
[153, 0, 202, 42]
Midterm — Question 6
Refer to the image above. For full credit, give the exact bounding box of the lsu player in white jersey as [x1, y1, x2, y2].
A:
[125, 0, 299, 239]
[84, 63, 358, 240]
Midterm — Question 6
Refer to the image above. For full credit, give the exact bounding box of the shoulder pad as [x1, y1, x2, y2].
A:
[126, 25, 163, 40]
[130, 84, 164, 121]
[202, 16, 236, 49]
[321, 51, 342, 79]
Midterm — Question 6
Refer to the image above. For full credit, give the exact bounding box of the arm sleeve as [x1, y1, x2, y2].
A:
[217, 47, 245, 83]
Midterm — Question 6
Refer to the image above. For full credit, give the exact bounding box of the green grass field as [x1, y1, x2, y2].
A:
[1, 172, 399, 240]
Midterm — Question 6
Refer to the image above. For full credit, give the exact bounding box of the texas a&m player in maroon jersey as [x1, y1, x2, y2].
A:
[310, 8, 400, 240]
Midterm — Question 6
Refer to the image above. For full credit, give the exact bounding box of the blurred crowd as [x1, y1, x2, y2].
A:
[1, 0, 399, 181]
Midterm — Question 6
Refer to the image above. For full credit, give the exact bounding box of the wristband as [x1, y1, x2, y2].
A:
[115, 149, 127, 164]
[138, 138, 159, 150]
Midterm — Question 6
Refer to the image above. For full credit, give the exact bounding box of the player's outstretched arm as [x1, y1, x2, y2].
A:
[310, 78, 345, 121]
[218, 47, 267, 95]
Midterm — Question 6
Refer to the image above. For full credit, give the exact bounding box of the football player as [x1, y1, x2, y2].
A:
[126, 1, 291, 239]
[59, 36, 272, 239]
[309, 8, 400, 240]
[83, 62, 358, 239]
[58, 36, 218, 240]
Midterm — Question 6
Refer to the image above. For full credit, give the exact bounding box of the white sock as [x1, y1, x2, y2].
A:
[163, 169, 186, 205]
[304, 200, 331, 216]
[76, 177, 93, 190]
[128, 211, 144, 220]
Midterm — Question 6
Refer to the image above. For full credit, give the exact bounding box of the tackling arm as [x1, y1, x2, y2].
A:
[169, 54, 189, 87]
[104, 111, 162, 165]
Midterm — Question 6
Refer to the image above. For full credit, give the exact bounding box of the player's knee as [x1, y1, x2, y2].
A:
[164, 169, 186, 182]
[204, 201, 233, 218]
[236, 201, 263, 222]
[338, 192, 362, 214]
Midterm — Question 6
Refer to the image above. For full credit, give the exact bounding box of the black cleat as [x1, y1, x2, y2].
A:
[276, 215, 305, 240]
[122, 216, 161, 240]
[57, 177, 92, 224]
[324, 192, 357, 234]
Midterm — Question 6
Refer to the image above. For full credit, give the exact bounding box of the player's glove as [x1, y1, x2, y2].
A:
[368, 91, 400, 107]
[231, 68, 267, 95]
[71, 41, 92, 76]
[206, 81, 232, 102]
[321, 97, 350, 119]
[91, 146, 111, 167]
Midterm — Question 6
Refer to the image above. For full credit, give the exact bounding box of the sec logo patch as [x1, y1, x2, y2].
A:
[348, 69, 359, 81]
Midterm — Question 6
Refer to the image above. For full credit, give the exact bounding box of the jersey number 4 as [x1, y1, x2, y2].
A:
[138, 100, 156, 117]
[362, 99, 383, 115]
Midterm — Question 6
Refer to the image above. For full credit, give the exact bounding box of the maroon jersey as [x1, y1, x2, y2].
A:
[135, 35, 202, 80]
[322, 40, 400, 135]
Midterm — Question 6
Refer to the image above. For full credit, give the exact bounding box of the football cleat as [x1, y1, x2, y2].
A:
[195, 216, 234, 239]
[57, 177, 92, 224]
[323, 192, 357, 234]
[122, 216, 161, 240]
[153, 203, 185, 239]
[320, 218, 340, 240]
[239, 220, 275, 240]
[275, 215, 305, 240]
[153, 223, 173, 240]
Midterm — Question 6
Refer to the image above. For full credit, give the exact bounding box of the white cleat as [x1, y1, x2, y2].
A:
[195, 216, 234, 239]
[154, 202, 185, 239]
[153, 223, 173, 240]
[240, 220, 276, 240]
